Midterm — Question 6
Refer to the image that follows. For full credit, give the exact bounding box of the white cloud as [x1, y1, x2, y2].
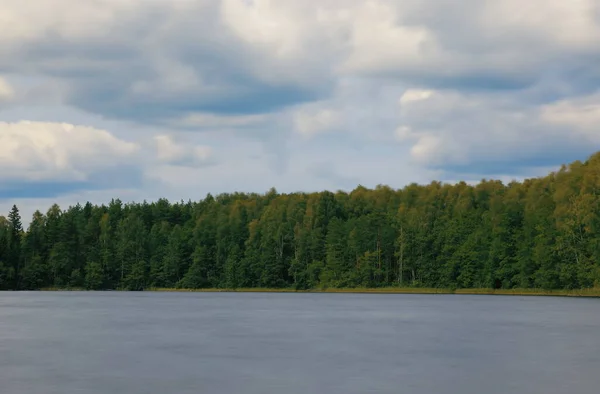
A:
[399, 89, 433, 105]
[0, 0, 147, 45]
[220, 0, 306, 59]
[340, 1, 436, 75]
[395, 125, 423, 143]
[219, 0, 345, 86]
[0, 76, 14, 102]
[394, 89, 599, 171]
[540, 93, 600, 139]
[294, 108, 340, 137]
[0, 121, 139, 182]
[154, 134, 213, 167]
[480, 0, 600, 49]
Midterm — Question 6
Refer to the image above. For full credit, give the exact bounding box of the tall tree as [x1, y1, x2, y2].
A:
[7, 205, 23, 289]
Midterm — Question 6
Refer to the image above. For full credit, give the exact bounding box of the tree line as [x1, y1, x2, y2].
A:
[1, 152, 599, 291]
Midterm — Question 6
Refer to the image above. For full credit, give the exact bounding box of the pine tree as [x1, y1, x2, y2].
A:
[7, 205, 23, 289]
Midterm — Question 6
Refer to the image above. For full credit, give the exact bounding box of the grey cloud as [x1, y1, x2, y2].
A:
[307, 161, 361, 190]
[0, 166, 145, 199]
[0, 0, 335, 126]
[3, 0, 596, 128]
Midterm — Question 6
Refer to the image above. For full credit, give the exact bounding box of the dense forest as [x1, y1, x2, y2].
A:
[1, 153, 599, 291]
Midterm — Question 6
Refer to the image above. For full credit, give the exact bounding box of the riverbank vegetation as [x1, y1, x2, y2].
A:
[129, 287, 600, 297]
[1, 152, 600, 292]
[36, 287, 600, 297]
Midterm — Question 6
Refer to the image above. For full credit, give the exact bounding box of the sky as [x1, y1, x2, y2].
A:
[1, 0, 600, 223]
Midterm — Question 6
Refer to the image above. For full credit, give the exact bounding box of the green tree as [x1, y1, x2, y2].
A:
[7, 205, 23, 289]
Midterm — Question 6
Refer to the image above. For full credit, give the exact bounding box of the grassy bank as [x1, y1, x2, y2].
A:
[144, 287, 600, 297]
[33, 286, 600, 297]
[38, 287, 87, 291]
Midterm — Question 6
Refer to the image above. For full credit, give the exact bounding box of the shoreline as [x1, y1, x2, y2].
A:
[29, 287, 600, 297]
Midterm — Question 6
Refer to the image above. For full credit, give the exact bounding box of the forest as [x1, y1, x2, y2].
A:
[1, 152, 599, 291]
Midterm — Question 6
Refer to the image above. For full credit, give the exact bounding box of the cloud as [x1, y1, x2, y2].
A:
[0, 0, 332, 124]
[394, 88, 600, 175]
[399, 89, 433, 105]
[294, 108, 340, 137]
[0, 121, 141, 197]
[479, 0, 600, 49]
[540, 93, 600, 137]
[0, 76, 14, 102]
[2, 0, 598, 128]
[339, 1, 436, 75]
[0, 121, 138, 181]
[0, 167, 145, 199]
[175, 112, 269, 129]
[336, 1, 598, 91]
[288, 77, 408, 144]
[154, 134, 214, 167]
[305, 161, 361, 189]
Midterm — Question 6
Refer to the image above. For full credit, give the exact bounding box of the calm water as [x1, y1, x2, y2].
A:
[1, 292, 599, 394]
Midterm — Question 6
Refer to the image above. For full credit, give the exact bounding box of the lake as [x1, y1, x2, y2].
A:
[1, 292, 599, 393]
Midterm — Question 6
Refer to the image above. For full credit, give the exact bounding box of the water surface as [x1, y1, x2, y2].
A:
[1, 292, 599, 393]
